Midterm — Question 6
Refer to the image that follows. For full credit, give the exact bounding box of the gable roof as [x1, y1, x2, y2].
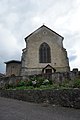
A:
[25, 25, 64, 41]
[42, 64, 56, 73]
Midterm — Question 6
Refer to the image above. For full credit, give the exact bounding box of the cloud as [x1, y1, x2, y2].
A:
[0, 24, 22, 73]
[69, 55, 77, 62]
[0, 0, 80, 73]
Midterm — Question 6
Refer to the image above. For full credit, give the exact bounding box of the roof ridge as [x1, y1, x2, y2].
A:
[25, 25, 64, 40]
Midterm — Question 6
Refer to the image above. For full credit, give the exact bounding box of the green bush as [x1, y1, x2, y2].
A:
[72, 79, 80, 88]
[17, 80, 26, 87]
[26, 86, 34, 89]
[5, 76, 80, 90]
[25, 80, 33, 86]
[60, 80, 70, 88]
[36, 77, 45, 86]
[29, 76, 53, 87]
[58, 79, 80, 88]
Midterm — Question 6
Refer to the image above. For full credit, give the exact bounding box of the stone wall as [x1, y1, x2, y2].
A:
[51, 71, 80, 83]
[0, 89, 80, 109]
[0, 71, 80, 89]
[5, 62, 21, 76]
[28, 71, 80, 83]
[0, 76, 22, 89]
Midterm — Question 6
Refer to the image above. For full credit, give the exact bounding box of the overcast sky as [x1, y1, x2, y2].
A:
[0, 0, 80, 73]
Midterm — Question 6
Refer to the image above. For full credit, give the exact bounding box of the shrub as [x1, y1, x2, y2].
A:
[72, 79, 80, 88]
[29, 76, 52, 87]
[43, 79, 49, 85]
[26, 86, 34, 89]
[31, 76, 45, 87]
[17, 80, 26, 87]
[25, 80, 33, 86]
[60, 80, 70, 88]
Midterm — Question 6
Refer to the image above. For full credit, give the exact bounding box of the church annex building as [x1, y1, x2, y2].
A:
[5, 25, 70, 76]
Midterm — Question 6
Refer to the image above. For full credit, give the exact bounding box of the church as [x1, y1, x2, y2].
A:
[5, 25, 70, 76]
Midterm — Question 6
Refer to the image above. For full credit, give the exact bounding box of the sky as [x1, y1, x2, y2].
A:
[0, 0, 80, 73]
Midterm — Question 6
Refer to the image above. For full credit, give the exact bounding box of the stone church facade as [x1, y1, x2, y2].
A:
[21, 25, 70, 76]
[5, 25, 70, 76]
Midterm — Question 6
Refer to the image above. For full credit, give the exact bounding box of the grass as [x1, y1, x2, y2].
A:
[6, 84, 72, 90]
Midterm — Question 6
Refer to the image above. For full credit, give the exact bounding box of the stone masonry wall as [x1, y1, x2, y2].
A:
[0, 89, 80, 109]
[0, 76, 22, 89]
[0, 71, 80, 89]
[28, 71, 80, 83]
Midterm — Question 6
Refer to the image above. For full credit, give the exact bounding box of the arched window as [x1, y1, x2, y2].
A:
[39, 42, 51, 63]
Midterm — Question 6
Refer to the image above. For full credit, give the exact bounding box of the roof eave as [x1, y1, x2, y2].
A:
[4, 60, 21, 64]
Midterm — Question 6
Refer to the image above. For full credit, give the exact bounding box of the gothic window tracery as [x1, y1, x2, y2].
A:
[39, 42, 51, 63]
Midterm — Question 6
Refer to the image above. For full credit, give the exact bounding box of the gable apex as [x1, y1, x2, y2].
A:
[25, 25, 64, 41]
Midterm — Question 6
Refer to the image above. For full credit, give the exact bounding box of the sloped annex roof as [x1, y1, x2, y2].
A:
[42, 64, 56, 73]
[25, 25, 64, 41]
[5, 60, 21, 64]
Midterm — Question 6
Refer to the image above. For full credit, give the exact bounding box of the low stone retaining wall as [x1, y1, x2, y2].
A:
[0, 89, 80, 109]
[0, 71, 80, 89]
[0, 76, 22, 89]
